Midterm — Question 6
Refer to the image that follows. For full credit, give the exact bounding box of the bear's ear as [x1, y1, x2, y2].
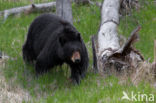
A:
[60, 21, 74, 33]
[63, 25, 73, 33]
[77, 32, 81, 41]
[59, 36, 66, 46]
[60, 19, 69, 26]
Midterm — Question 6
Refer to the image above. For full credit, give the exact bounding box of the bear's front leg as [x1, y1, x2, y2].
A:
[70, 67, 81, 85]
[35, 59, 49, 75]
[79, 64, 88, 79]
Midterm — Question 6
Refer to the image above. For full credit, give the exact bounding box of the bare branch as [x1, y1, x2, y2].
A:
[91, 35, 98, 73]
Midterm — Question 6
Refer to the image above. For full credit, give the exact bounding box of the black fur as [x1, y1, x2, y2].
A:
[22, 14, 89, 84]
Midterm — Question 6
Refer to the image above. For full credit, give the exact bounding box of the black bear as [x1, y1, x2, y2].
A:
[22, 14, 89, 84]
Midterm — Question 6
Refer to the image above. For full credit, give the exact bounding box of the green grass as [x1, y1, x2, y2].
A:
[0, 0, 156, 103]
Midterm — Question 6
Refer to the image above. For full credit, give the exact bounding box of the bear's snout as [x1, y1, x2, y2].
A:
[71, 51, 81, 63]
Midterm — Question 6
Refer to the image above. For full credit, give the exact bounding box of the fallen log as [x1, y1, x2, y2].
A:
[75, 0, 90, 4]
[0, 2, 56, 21]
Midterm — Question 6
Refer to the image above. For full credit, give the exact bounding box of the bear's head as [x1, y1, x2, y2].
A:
[58, 23, 82, 64]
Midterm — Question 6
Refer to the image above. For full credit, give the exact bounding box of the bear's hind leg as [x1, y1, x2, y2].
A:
[22, 43, 36, 64]
[35, 51, 54, 75]
[35, 60, 49, 75]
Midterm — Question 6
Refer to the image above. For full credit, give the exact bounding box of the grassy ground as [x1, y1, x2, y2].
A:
[0, 0, 156, 103]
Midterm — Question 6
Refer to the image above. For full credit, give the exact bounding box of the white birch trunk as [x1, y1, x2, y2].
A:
[98, 0, 120, 61]
[56, 0, 73, 24]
